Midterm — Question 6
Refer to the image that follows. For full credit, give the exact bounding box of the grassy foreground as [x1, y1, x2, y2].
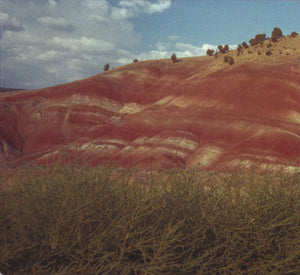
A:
[0, 163, 299, 274]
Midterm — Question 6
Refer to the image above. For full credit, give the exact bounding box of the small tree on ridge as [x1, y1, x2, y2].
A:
[171, 53, 178, 63]
[104, 63, 110, 71]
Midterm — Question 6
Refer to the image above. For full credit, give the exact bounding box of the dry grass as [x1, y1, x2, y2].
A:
[1, 162, 299, 274]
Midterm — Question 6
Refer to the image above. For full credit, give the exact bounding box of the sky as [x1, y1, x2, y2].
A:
[0, 0, 299, 89]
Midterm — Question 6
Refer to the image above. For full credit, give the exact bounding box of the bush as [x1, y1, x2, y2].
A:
[224, 56, 234, 65]
[258, 51, 262, 55]
[291, 31, 299, 38]
[266, 42, 272, 48]
[133, 59, 139, 63]
[266, 49, 272, 56]
[224, 44, 229, 53]
[249, 38, 258, 47]
[237, 44, 243, 56]
[0, 164, 299, 274]
[255, 33, 266, 42]
[217, 45, 224, 53]
[171, 53, 178, 63]
[249, 33, 266, 47]
[242, 42, 249, 49]
[206, 49, 215, 56]
[104, 63, 110, 71]
[217, 45, 230, 54]
[272, 27, 283, 39]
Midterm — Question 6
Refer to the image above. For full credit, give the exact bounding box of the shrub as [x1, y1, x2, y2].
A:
[224, 56, 234, 65]
[237, 44, 243, 56]
[1, 164, 299, 274]
[133, 59, 139, 63]
[291, 31, 298, 38]
[266, 49, 272, 56]
[104, 63, 110, 71]
[242, 42, 249, 49]
[258, 51, 262, 55]
[266, 42, 272, 48]
[218, 45, 224, 53]
[206, 49, 215, 56]
[228, 57, 234, 65]
[224, 44, 229, 53]
[272, 27, 283, 39]
[249, 33, 266, 47]
[255, 33, 266, 42]
[249, 38, 258, 47]
[171, 53, 178, 63]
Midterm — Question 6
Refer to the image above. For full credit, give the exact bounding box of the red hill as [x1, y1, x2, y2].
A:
[1, 36, 300, 171]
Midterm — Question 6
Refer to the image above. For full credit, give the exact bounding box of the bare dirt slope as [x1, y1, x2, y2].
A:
[1, 36, 300, 171]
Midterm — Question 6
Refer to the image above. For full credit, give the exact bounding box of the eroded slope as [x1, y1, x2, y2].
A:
[1, 36, 300, 171]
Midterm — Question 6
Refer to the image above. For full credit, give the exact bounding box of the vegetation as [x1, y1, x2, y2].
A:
[133, 59, 139, 63]
[272, 27, 283, 39]
[224, 56, 234, 65]
[206, 49, 215, 56]
[237, 44, 243, 56]
[1, 163, 299, 274]
[291, 31, 299, 38]
[249, 33, 266, 46]
[171, 52, 178, 63]
[104, 63, 110, 71]
[242, 42, 249, 48]
[266, 49, 272, 56]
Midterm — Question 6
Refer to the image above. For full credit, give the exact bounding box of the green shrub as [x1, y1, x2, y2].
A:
[237, 44, 243, 56]
[224, 56, 234, 65]
[249, 38, 258, 47]
[266, 49, 272, 56]
[218, 45, 224, 53]
[242, 42, 249, 48]
[104, 63, 110, 71]
[228, 56, 234, 65]
[224, 44, 229, 52]
[255, 33, 266, 42]
[206, 49, 215, 56]
[272, 27, 283, 39]
[291, 31, 298, 38]
[171, 53, 177, 63]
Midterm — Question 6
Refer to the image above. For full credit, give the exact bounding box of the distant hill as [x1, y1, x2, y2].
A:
[0, 87, 25, 93]
[0, 34, 300, 171]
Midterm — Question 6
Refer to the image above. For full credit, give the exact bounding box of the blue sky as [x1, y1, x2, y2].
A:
[0, 0, 299, 89]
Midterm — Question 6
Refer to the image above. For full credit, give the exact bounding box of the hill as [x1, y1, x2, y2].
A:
[0, 87, 25, 93]
[1, 35, 300, 171]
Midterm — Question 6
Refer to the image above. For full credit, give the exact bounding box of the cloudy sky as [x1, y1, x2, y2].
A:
[0, 0, 299, 89]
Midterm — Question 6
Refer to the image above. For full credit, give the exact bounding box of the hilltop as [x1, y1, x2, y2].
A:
[0, 34, 300, 171]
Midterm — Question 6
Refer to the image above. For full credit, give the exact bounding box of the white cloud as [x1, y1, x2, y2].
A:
[168, 35, 179, 41]
[53, 36, 115, 53]
[119, 0, 171, 14]
[174, 43, 237, 57]
[138, 50, 169, 61]
[38, 16, 75, 32]
[112, 0, 171, 19]
[48, 0, 57, 7]
[0, 12, 24, 35]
